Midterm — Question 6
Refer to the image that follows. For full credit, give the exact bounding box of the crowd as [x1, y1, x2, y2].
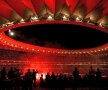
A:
[0, 66, 108, 90]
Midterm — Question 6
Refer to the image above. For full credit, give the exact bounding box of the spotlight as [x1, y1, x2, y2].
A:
[75, 17, 83, 22]
[0, 22, 13, 28]
[19, 19, 25, 23]
[30, 16, 38, 22]
[2, 24, 8, 28]
[8, 29, 11, 33]
[98, 23, 105, 28]
[47, 16, 53, 20]
[76, 17, 80, 21]
[99, 23, 108, 28]
[6, 22, 14, 26]
[63, 16, 68, 20]
[10, 32, 14, 36]
[8, 30, 15, 36]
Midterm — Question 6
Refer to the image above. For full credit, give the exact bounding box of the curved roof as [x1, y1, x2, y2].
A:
[0, 0, 107, 24]
[0, 0, 108, 56]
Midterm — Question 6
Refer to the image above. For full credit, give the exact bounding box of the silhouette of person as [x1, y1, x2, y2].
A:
[73, 67, 80, 80]
[40, 74, 44, 87]
[45, 72, 51, 87]
[89, 66, 95, 77]
[88, 66, 96, 88]
[24, 69, 33, 90]
[8, 67, 15, 79]
[0, 67, 6, 80]
[32, 69, 38, 88]
[14, 69, 21, 90]
[0, 67, 7, 90]
[51, 72, 56, 87]
[96, 68, 101, 79]
[58, 73, 63, 87]
[73, 67, 80, 90]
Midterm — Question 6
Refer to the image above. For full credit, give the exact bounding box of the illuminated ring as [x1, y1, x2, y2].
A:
[0, 20, 108, 55]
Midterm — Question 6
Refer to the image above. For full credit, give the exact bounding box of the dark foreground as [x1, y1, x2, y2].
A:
[0, 66, 108, 90]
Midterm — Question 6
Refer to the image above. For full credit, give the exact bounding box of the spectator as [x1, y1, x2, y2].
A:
[40, 74, 44, 87]
[73, 67, 80, 80]
[32, 69, 38, 88]
[89, 66, 95, 77]
[51, 72, 57, 88]
[8, 67, 15, 79]
[45, 72, 51, 87]
[96, 68, 101, 79]
[24, 69, 33, 90]
[88, 66, 96, 88]
[0, 67, 7, 80]
[73, 67, 80, 90]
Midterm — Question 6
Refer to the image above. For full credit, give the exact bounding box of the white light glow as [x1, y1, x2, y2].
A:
[63, 16, 68, 20]
[19, 19, 25, 23]
[21, 19, 24, 22]
[76, 17, 80, 21]
[36, 73, 46, 80]
[6, 22, 14, 26]
[33, 16, 38, 20]
[76, 17, 83, 22]
[10, 32, 14, 36]
[99, 23, 104, 27]
[31, 16, 38, 21]
[47, 16, 53, 20]
[9, 29, 11, 33]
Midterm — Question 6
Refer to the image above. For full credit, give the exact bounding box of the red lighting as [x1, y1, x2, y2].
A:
[0, 0, 108, 76]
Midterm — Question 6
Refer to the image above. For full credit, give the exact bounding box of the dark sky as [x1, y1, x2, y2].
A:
[5, 24, 108, 50]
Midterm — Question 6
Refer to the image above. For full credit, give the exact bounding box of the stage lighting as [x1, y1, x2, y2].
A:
[30, 16, 39, 22]
[98, 22, 108, 28]
[75, 16, 83, 22]
[6, 22, 14, 26]
[8, 29, 11, 33]
[47, 16, 53, 20]
[10, 32, 14, 36]
[2, 24, 8, 28]
[19, 19, 25, 23]
[8, 30, 15, 36]
[63, 16, 68, 20]
[98, 22, 106, 28]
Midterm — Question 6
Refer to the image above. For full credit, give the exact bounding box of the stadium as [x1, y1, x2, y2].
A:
[0, 0, 108, 76]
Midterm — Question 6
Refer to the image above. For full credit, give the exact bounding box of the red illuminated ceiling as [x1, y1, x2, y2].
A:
[0, 0, 106, 20]
[0, 0, 108, 56]
[0, 0, 108, 75]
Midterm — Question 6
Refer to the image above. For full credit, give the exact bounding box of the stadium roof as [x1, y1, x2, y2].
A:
[0, 0, 107, 25]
